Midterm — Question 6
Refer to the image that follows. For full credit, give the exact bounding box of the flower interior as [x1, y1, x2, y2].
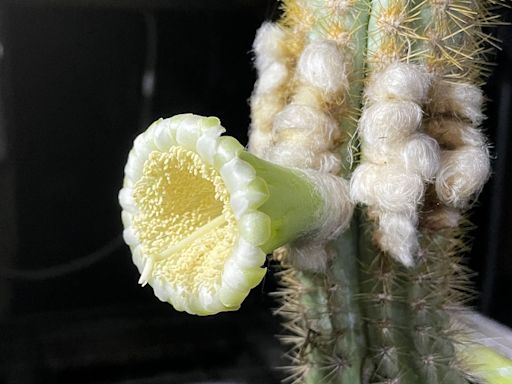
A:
[132, 145, 238, 296]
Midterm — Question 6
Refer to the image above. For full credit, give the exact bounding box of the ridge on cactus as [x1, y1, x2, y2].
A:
[119, 0, 511, 383]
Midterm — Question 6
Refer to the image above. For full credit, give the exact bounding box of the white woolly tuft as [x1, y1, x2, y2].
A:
[268, 140, 341, 178]
[426, 119, 487, 149]
[365, 62, 431, 104]
[272, 104, 339, 149]
[430, 81, 485, 126]
[267, 141, 317, 169]
[296, 40, 348, 94]
[247, 128, 273, 156]
[287, 171, 354, 272]
[291, 85, 324, 107]
[350, 163, 381, 205]
[400, 133, 441, 180]
[249, 22, 289, 157]
[267, 104, 341, 173]
[255, 62, 288, 94]
[359, 100, 423, 148]
[316, 152, 342, 174]
[378, 212, 418, 267]
[250, 34, 354, 272]
[250, 95, 285, 126]
[369, 168, 424, 215]
[426, 78, 490, 214]
[303, 170, 354, 239]
[350, 163, 424, 215]
[253, 22, 286, 72]
[352, 62, 439, 266]
[435, 145, 491, 208]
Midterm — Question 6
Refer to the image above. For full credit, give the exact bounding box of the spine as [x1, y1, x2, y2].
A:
[252, 0, 370, 382]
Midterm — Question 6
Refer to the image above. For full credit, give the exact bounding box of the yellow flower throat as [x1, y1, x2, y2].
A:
[132, 146, 237, 293]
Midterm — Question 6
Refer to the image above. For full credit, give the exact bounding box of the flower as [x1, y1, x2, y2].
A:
[119, 114, 351, 315]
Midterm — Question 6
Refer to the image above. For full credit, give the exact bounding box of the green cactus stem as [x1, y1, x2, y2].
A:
[268, 0, 370, 383]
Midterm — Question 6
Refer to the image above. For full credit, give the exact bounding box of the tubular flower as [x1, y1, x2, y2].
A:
[119, 114, 352, 315]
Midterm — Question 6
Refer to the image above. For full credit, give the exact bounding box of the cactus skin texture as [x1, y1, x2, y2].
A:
[256, 0, 509, 384]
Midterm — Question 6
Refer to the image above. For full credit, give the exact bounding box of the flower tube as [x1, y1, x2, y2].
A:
[119, 114, 352, 315]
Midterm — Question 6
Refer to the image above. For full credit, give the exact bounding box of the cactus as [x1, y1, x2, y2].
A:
[118, 0, 511, 383]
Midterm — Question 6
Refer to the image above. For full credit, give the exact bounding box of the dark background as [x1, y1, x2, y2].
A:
[0, 1, 509, 383]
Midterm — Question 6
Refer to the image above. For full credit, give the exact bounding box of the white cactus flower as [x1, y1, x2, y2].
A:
[119, 114, 352, 315]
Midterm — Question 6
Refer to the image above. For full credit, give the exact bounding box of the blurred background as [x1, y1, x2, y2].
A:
[0, 1, 510, 383]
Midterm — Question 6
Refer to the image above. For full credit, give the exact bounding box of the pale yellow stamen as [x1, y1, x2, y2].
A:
[159, 215, 227, 259]
[132, 146, 238, 294]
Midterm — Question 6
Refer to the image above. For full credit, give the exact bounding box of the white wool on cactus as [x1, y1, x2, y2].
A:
[249, 22, 290, 158]
[257, 37, 353, 271]
[263, 38, 349, 172]
[296, 39, 349, 94]
[378, 212, 419, 268]
[253, 22, 287, 72]
[267, 104, 341, 173]
[268, 140, 342, 174]
[255, 62, 288, 95]
[428, 81, 491, 210]
[400, 133, 441, 180]
[247, 126, 273, 156]
[359, 100, 423, 148]
[302, 169, 354, 240]
[436, 146, 491, 208]
[350, 163, 424, 216]
[286, 171, 353, 272]
[365, 62, 432, 104]
[429, 81, 485, 126]
[272, 104, 339, 150]
[426, 119, 487, 149]
[352, 62, 438, 266]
